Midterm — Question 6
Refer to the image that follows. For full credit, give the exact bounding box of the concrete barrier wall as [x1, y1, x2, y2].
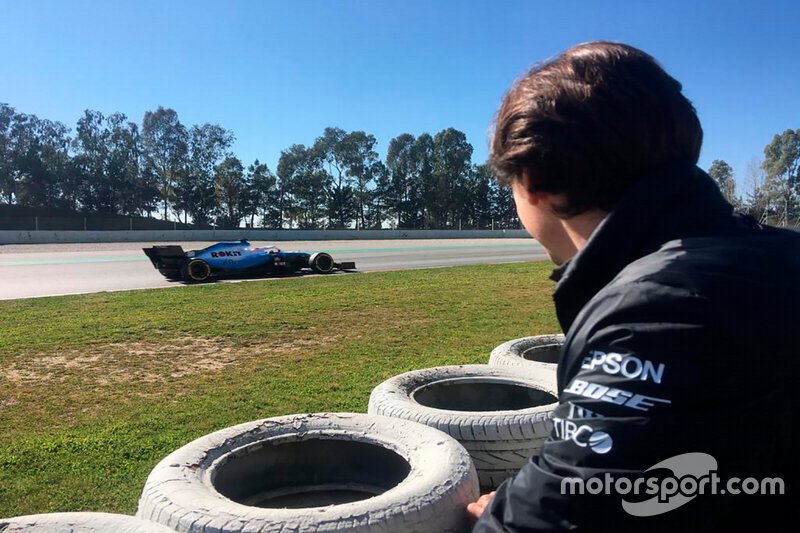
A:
[0, 229, 531, 244]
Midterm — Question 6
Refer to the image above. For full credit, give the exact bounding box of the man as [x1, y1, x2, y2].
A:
[469, 41, 796, 531]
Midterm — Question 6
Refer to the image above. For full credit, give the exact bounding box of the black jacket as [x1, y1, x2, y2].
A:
[474, 162, 798, 532]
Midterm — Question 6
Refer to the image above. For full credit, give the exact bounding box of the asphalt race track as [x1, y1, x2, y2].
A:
[0, 239, 548, 300]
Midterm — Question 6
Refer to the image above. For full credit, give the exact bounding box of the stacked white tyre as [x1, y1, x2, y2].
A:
[368, 365, 558, 491]
[488, 334, 564, 370]
[0, 512, 176, 532]
[136, 412, 479, 532]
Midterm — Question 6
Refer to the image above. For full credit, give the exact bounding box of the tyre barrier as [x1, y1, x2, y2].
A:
[136, 412, 479, 532]
[0, 512, 176, 532]
[368, 364, 558, 491]
[488, 334, 564, 370]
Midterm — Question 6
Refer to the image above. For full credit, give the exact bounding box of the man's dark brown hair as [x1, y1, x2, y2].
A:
[491, 41, 703, 217]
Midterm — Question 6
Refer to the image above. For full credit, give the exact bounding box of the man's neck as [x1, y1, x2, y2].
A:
[559, 209, 608, 262]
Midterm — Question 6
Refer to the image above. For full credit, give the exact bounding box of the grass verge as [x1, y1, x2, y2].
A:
[0, 261, 559, 517]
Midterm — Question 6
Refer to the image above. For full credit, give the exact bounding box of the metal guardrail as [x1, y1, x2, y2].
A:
[0, 215, 198, 231]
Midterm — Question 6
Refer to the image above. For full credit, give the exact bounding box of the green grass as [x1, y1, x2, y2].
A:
[0, 262, 559, 517]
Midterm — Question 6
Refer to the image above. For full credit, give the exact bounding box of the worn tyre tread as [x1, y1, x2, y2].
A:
[0, 512, 176, 532]
[367, 364, 559, 490]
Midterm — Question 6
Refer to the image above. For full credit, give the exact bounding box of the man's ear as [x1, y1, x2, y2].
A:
[517, 170, 545, 206]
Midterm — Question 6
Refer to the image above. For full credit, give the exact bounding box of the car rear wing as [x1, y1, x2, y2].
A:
[143, 245, 186, 273]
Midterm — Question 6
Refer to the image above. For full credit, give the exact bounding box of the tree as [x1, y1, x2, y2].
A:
[176, 124, 234, 225]
[363, 160, 388, 228]
[314, 127, 355, 228]
[72, 111, 144, 214]
[276, 146, 297, 228]
[384, 133, 418, 228]
[761, 129, 800, 226]
[431, 128, 473, 228]
[142, 107, 188, 220]
[73, 110, 110, 211]
[490, 176, 518, 229]
[414, 133, 435, 228]
[214, 156, 246, 227]
[277, 144, 327, 229]
[37, 119, 72, 209]
[340, 131, 381, 229]
[105, 113, 152, 216]
[6, 112, 37, 205]
[242, 159, 279, 228]
[466, 164, 494, 229]
[13, 115, 71, 209]
[294, 171, 329, 229]
[743, 157, 769, 223]
[0, 104, 17, 203]
[707, 159, 738, 208]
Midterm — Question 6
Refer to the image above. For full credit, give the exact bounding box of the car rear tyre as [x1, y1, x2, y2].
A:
[182, 259, 212, 282]
[0, 512, 175, 532]
[368, 364, 558, 491]
[136, 412, 479, 532]
[309, 252, 335, 274]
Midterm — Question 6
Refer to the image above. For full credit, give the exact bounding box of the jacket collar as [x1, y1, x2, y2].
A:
[552, 161, 735, 333]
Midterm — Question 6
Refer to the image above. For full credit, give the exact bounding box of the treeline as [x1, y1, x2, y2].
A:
[706, 128, 800, 227]
[0, 104, 517, 229]
[3, 102, 796, 229]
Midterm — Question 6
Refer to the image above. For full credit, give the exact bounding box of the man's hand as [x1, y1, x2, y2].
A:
[467, 491, 495, 521]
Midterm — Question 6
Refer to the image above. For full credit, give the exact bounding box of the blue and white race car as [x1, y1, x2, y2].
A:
[143, 240, 356, 282]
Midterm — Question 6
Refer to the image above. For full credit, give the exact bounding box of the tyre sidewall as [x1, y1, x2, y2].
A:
[137, 413, 479, 532]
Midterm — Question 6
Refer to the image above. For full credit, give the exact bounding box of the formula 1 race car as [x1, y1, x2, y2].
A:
[143, 240, 356, 282]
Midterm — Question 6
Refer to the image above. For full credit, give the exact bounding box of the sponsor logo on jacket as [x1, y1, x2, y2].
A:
[567, 402, 603, 419]
[581, 351, 665, 384]
[553, 417, 613, 454]
[564, 379, 671, 412]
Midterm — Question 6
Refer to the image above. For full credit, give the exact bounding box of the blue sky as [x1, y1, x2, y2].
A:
[2, 0, 798, 194]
